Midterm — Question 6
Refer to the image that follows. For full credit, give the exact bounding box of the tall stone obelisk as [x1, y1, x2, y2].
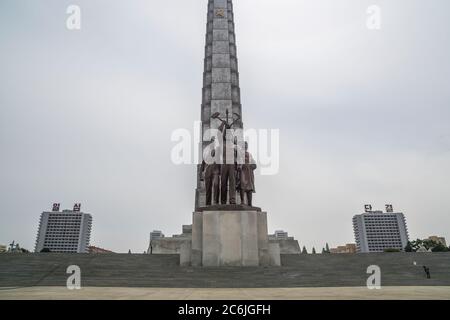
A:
[195, 0, 243, 210]
[184, 0, 281, 268]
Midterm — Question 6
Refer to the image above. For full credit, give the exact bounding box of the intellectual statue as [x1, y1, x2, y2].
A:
[237, 141, 257, 206]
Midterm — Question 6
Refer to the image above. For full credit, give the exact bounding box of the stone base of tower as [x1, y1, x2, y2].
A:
[183, 205, 280, 267]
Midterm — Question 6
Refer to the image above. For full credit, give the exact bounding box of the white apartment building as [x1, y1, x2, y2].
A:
[353, 209, 409, 253]
[35, 206, 92, 253]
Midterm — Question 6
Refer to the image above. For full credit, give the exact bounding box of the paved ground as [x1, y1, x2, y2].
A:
[1, 286, 450, 300]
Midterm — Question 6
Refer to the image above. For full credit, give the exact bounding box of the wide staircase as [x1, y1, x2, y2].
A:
[0, 253, 449, 288]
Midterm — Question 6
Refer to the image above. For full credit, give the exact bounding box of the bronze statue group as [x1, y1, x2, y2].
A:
[201, 111, 257, 207]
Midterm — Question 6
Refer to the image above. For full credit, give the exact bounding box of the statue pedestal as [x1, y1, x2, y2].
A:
[188, 206, 280, 267]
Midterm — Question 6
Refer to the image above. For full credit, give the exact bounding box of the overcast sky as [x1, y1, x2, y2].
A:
[1, 0, 449, 253]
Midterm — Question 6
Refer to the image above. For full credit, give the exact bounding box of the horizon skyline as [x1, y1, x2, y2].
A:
[3, 202, 446, 253]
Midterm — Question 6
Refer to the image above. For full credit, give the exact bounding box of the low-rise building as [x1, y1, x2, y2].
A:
[150, 230, 165, 241]
[88, 246, 114, 254]
[0, 244, 6, 253]
[147, 226, 301, 255]
[269, 230, 291, 241]
[148, 226, 191, 254]
[269, 230, 289, 241]
[268, 230, 301, 254]
[427, 236, 447, 247]
[330, 243, 357, 254]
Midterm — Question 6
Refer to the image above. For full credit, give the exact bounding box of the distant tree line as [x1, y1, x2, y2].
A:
[405, 239, 450, 253]
[301, 243, 331, 254]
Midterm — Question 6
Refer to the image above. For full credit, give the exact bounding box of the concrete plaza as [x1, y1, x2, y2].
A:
[1, 286, 449, 300]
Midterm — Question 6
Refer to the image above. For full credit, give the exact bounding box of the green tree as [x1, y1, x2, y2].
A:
[431, 243, 449, 252]
[404, 242, 413, 252]
[301, 246, 308, 254]
[409, 239, 423, 252]
[408, 239, 446, 252]
[312, 247, 316, 254]
[423, 239, 440, 250]
[325, 243, 330, 253]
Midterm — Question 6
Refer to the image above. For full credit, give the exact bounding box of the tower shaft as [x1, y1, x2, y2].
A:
[196, 0, 243, 209]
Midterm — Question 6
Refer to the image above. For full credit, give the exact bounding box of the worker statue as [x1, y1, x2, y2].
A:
[211, 110, 241, 205]
[237, 141, 257, 207]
